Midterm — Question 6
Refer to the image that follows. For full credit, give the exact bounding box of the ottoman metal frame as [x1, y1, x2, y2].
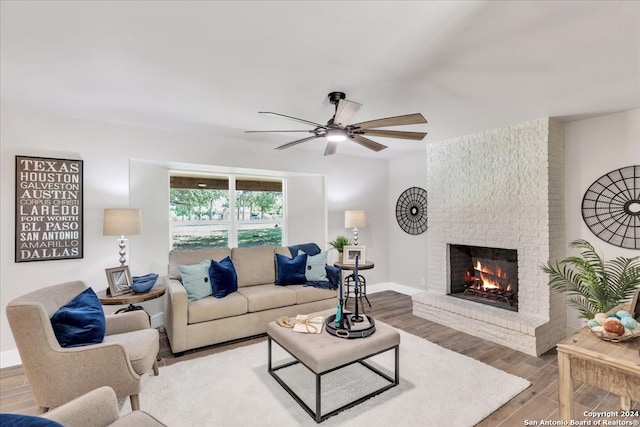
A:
[267, 335, 399, 423]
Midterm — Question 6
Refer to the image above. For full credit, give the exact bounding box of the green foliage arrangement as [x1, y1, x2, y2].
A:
[328, 235, 352, 253]
[540, 239, 640, 319]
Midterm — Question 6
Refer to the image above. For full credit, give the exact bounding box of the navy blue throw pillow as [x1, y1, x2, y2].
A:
[50, 287, 106, 348]
[0, 414, 63, 427]
[276, 252, 308, 285]
[209, 256, 238, 298]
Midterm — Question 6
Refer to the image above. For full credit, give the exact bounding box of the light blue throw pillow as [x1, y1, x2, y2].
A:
[299, 250, 328, 282]
[179, 259, 213, 301]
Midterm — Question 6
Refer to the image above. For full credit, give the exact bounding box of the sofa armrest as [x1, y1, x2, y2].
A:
[43, 386, 119, 427]
[105, 310, 150, 335]
[164, 277, 188, 354]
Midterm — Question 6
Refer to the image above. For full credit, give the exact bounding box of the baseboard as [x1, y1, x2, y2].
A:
[367, 282, 424, 296]
[1, 349, 22, 369]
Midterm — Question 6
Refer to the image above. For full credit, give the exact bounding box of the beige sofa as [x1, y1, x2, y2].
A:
[164, 245, 337, 354]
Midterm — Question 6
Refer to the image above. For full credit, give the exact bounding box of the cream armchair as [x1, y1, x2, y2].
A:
[6, 281, 159, 412]
[43, 386, 166, 427]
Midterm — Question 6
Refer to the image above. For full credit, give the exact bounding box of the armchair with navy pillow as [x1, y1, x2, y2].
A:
[6, 281, 159, 413]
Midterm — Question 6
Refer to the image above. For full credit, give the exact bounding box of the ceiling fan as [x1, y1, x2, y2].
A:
[246, 91, 428, 156]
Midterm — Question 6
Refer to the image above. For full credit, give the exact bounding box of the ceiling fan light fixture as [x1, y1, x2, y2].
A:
[326, 128, 347, 142]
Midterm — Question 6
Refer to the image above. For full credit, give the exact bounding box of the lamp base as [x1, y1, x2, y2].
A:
[117, 237, 127, 267]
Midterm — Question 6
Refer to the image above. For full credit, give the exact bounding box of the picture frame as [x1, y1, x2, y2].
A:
[105, 266, 133, 296]
[15, 155, 84, 262]
[630, 288, 640, 320]
[343, 245, 366, 265]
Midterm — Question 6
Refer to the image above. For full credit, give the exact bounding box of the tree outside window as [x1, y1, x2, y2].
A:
[170, 175, 283, 249]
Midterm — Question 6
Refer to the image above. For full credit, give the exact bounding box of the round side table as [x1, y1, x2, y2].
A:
[97, 284, 166, 316]
[333, 261, 374, 311]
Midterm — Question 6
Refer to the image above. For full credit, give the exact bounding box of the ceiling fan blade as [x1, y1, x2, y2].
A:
[333, 99, 362, 127]
[259, 112, 324, 128]
[275, 135, 321, 151]
[350, 134, 388, 152]
[245, 130, 314, 133]
[351, 113, 427, 130]
[359, 129, 427, 140]
[324, 140, 338, 156]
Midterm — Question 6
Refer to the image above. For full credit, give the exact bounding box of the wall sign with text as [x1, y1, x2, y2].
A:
[15, 155, 84, 262]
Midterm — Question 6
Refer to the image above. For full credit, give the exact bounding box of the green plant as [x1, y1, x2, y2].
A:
[540, 239, 640, 319]
[328, 235, 352, 253]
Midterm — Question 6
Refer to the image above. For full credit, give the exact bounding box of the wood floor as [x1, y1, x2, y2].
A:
[1, 291, 637, 426]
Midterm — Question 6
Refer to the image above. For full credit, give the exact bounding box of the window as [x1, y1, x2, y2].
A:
[170, 174, 283, 250]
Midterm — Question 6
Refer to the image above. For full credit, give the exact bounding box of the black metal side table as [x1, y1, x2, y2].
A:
[333, 261, 374, 311]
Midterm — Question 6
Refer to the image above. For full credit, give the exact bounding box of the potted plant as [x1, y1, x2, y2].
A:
[540, 239, 640, 319]
[329, 235, 352, 262]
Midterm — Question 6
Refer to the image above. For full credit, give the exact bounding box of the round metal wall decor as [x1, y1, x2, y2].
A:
[581, 165, 640, 250]
[395, 186, 428, 235]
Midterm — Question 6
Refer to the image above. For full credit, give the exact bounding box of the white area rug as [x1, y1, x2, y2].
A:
[121, 330, 529, 426]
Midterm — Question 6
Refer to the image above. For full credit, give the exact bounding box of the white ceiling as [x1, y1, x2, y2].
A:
[1, 1, 639, 159]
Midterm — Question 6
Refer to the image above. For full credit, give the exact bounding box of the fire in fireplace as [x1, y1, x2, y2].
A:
[449, 244, 518, 311]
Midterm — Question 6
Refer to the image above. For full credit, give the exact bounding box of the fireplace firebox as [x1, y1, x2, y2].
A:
[449, 244, 518, 311]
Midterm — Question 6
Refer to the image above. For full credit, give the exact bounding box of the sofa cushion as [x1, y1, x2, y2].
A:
[299, 250, 328, 282]
[275, 246, 293, 257]
[50, 287, 106, 348]
[187, 293, 248, 324]
[237, 284, 297, 312]
[179, 260, 213, 302]
[286, 284, 337, 305]
[209, 256, 238, 298]
[276, 252, 307, 285]
[168, 247, 231, 280]
[232, 246, 276, 287]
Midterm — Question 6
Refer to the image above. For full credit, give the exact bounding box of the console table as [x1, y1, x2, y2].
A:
[556, 306, 640, 421]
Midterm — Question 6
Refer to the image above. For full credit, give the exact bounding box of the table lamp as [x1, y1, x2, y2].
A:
[345, 210, 366, 245]
[103, 208, 142, 266]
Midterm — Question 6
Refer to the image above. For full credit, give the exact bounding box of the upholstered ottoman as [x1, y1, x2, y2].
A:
[267, 310, 400, 423]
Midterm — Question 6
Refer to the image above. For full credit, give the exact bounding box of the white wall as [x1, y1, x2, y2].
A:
[563, 108, 640, 330]
[387, 153, 428, 288]
[0, 106, 390, 365]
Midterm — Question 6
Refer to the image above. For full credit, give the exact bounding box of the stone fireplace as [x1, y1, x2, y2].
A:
[413, 118, 567, 356]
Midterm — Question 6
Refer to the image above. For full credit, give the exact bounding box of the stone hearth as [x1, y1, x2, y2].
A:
[413, 118, 566, 356]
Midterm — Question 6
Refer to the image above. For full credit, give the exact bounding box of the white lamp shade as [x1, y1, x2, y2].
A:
[345, 210, 366, 228]
[103, 209, 142, 236]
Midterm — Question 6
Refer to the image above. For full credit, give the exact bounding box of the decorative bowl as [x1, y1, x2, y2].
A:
[588, 325, 640, 342]
[130, 280, 155, 294]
